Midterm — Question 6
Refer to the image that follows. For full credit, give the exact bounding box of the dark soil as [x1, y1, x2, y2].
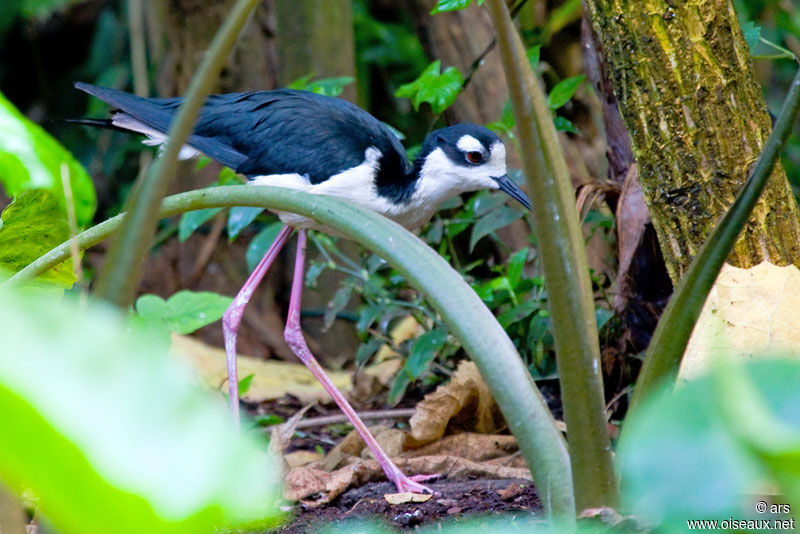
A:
[271, 478, 542, 533]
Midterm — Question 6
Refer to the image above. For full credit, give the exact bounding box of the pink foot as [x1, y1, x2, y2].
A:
[388, 471, 440, 495]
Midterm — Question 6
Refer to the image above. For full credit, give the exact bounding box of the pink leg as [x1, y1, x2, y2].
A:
[223, 225, 293, 429]
[285, 229, 437, 494]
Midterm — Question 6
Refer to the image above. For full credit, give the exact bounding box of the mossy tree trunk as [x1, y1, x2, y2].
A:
[584, 0, 800, 282]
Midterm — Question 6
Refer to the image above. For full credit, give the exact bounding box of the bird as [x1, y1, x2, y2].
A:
[74, 81, 532, 494]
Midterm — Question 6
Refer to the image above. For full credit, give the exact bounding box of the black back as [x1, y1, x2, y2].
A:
[74, 83, 414, 192]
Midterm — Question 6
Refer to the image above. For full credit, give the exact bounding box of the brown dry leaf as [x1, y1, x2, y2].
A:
[680, 262, 800, 380]
[406, 360, 503, 447]
[169, 334, 351, 403]
[285, 451, 325, 469]
[285, 450, 532, 504]
[384, 492, 433, 505]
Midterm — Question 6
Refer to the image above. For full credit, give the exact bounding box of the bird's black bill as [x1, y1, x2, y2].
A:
[493, 174, 532, 210]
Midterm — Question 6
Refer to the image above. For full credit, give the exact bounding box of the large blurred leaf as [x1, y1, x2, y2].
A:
[546, 75, 585, 110]
[619, 359, 800, 529]
[0, 288, 282, 533]
[0, 92, 96, 226]
[0, 189, 76, 290]
[395, 60, 464, 114]
[134, 290, 233, 335]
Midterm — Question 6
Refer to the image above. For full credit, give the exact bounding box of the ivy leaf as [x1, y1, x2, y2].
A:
[227, 207, 264, 241]
[507, 247, 528, 288]
[395, 60, 464, 114]
[469, 204, 525, 252]
[0, 91, 96, 226]
[246, 222, 285, 272]
[404, 327, 448, 379]
[547, 75, 586, 110]
[134, 290, 233, 335]
[178, 208, 223, 243]
[430, 0, 483, 14]
[0, 189, 76, 291]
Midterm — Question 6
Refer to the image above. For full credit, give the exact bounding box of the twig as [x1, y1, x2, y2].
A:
[289, 408, 416, 430]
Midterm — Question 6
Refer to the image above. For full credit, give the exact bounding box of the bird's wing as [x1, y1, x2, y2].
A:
[74, 82, 251, 170]
[74, 83, 410, 183]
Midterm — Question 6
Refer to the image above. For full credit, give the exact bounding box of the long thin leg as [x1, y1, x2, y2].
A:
[285, 229, 436, 494]
[223, 225, 293, 429]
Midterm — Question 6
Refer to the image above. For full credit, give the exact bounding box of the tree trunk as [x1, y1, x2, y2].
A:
[152, 0, 279, 95]
[274, 0, 357, 103]
[584, 0, 800, 282]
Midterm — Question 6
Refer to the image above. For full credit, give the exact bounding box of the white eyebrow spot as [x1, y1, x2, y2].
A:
[456, 135, 484, 153]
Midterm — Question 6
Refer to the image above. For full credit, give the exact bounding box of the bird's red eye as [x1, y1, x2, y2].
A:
[466, 151, 483, 163]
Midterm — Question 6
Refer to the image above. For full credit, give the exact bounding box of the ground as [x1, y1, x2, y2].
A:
[271, 478, 542, 533]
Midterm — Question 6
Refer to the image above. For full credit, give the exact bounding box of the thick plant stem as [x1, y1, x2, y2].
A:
[6, 185, 575, 519]
[93, 0, 261, 307]
[631, 68, 800, 412]
[486, 0, 617, 514]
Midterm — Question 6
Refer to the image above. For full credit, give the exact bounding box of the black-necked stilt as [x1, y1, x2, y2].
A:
[74, 82, 531, 494]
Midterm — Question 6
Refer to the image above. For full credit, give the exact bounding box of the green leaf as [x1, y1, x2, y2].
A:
[21, 0, 78, 20]
[388, 371, 411, 406]
[594, 308, 614, 331]
[469, 204, 525, 252]
[246, 222, 285, 272]
[178, 208, 223, 242]
[238, 374, 255, 396]
[324, 285, 354, 331]
[355, 337, 382, 367]
[0, 91, 96, 226]
[742, 20, 761, 49]
[227, 207, 264, 241]
[303, 77, 355, 97]
[497, 299, 540, 329]
[430, 0, 483, 14]
[0, 189, 76, 291]
[395, 60, 464, 114]
[507, 247, 528, 288]
[553, 116, 579, 134]
[135, 290, 233, 335]
[546, 75, 586, 110]
[404, 327, 448, 379]
[0, 288, 282, 533]
[618, 360, 800, 530]
[527, 45, 541, 70]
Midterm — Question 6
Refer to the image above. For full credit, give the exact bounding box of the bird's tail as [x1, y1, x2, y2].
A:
[66, 117, 130, 133]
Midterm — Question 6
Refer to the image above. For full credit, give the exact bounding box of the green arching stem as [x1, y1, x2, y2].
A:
[5, 185, 574, 519]
[93, 0, 262, 307]
[630, 68, 800, 413]
[487, 0, 616, 514]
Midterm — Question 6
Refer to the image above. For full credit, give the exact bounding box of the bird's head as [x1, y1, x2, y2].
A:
[414, 124, 532, 210]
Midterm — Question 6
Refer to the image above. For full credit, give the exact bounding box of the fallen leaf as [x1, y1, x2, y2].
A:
[169, 334, 351, 403]
[384, 492, 433, 505]
[680, 262, 800, 380]
[285, 451, 325, 469]
[285, 451, 532, 504]
[406, 360, 503, 447]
